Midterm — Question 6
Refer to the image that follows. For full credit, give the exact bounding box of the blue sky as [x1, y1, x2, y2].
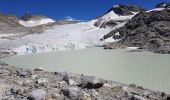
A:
[0, 0, 169, 21]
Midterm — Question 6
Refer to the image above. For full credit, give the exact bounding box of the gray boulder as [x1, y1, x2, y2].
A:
[28, 89, 46, 100]
[61, 86, 80, 99]
[79, 76, 104, 89]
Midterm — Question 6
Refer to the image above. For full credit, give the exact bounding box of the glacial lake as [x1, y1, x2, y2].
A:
[1, 48, 170, 93]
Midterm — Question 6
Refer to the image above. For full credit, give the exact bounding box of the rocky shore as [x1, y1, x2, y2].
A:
[0, 62, 169, 100]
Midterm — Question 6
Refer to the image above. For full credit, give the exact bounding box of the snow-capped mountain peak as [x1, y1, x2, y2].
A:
[113, 5, 120, 8]
[93, 4, 145, 28]
[108, 4, 146, 16]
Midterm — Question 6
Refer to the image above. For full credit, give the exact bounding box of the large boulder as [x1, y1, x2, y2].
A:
[28, 89, 46, 100]
[79, 76, 104, 89]
[61, 86, 80, 99]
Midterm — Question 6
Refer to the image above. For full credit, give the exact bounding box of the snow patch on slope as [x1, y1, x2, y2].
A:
[0, 34, 15, 38]
[146, 8, 165, 12]
[94, 10, 136, 28]
[19, 18, 55, 27]
[102, 11, 134, 21]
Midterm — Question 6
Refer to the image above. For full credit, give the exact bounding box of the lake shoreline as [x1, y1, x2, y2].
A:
[1, 48, 170, 99]
[0, 62, 170, 100]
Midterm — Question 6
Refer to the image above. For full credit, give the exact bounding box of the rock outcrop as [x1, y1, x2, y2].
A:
[155, 2, 170, 8]
[94, 4, 145, 28]
[107, 4, 146, 16]
[103, 3, 170, 54]
[0, 13, 21, 27]
[20, 12, 47, 21]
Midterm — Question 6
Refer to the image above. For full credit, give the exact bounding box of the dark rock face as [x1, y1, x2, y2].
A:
[103, 9, 170, 54]
[155, 2, 170, 8]
[94, 19, 118, 28]
[107, 4, 146, 16]
[94, 4, 145, 28]
[20, 12, 33, 21]
[167, 96, 170, 100]
[20, 12, 47, 21]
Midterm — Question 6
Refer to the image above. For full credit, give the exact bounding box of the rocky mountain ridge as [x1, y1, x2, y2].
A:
[155, 2, 170, 8]
[1, 2, 170, 56]
[0, 12, 79, 39]
[94, 4, 145, 28]
[107, 4, 146, 16]
[102, 2, 170, 54]
[20, 12, 47, 21]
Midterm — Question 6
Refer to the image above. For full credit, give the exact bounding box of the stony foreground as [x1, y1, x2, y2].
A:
[0, 62, 169, 100]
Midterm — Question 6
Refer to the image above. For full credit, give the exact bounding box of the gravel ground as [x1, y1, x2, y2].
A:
[0, 62, 169, 100]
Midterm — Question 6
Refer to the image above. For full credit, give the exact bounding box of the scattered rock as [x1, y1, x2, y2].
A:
[0, 61, 169, 100]
[10, 87, 24, 95]
[17, 69, 31, 78]
[37, 78, 48, 84]
[2, 95, 15, 100]
[48, 93, 64, 100]
[80, 92, 91, 100]
[63, 75, 78, 85]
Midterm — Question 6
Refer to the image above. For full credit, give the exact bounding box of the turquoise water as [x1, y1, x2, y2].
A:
[1, 48, 170, 93]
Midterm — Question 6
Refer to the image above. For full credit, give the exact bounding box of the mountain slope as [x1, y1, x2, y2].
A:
[103, 3, 170, 54]
[94, 4, 145, 28]
[1, 3, 170, 55]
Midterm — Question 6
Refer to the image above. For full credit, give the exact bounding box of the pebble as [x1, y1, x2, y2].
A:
[0, 64, 169, 100]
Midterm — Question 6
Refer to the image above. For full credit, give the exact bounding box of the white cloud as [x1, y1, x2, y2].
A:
[64, 16, 81, 21]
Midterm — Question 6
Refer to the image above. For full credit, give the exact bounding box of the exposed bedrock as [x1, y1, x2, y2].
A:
[103, 8, 170, 54]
